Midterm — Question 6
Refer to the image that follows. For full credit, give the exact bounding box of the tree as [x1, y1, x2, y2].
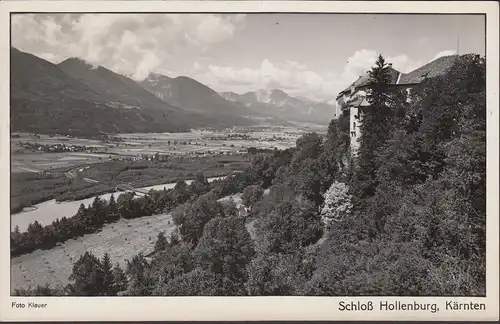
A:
[154, 231, 168, 252]
[172, 192, 223, 245]
[353, 54, 394, 199]
[306, 54, 487, 297]
[193, 216, 255, 285]
[101, 253, 114, 295]
[117, 192, 136, 219]
[248, 147, 258, 155]
[13, 284, 63, 296]
[67, 252, 104, 296]
[247, 154, 277, 188]
[152, 268, 225, 296]
[320, 181, 353, 227]
[172, 180, 190, 204]
[26, 221, 44, 247]
[241, 185, 264, 210]
[107, 194, 119, 222]
[148, 241, 195, 292]
[125, 254, 151, 295]
[246, 252, 303, 295]
[256, 195, 323, 254]
[112, 263, 128, 294]
[220, 199, 238, 218]
[189, 173, 210, 197]
[169, 231, 180, 247]
[291, 133, 323, 167]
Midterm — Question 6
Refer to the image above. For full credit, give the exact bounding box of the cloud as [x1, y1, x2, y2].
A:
[11, 13, 246, 80]
[342, 49, 422, 80]
[432, 50, 457, 61]
[192, 59, 340, 101]
[192, 50, 425, 102]
[12, 15, 437, 103]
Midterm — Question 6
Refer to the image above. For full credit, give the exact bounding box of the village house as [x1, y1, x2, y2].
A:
[336, 55, 458, 155]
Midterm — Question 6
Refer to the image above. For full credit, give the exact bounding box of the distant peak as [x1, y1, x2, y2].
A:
[144, 72, 172, 82]
[60, 57, 91, 65]
[220, 91, 239, 96]
[174, 75, 196, 82]
[58, 57, 99, 71]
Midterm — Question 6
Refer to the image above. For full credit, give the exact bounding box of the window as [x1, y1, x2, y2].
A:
[351, 131, 356, 137]
[353, 122, 356, 129]
[406, 88, 413, 103]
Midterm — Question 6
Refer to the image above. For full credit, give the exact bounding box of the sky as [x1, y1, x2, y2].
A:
[11, 13, 485, 103]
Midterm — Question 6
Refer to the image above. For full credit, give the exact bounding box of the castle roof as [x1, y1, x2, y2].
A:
[398, 55, 458, 85]
[337, 66, 400, 98]
[337, 55, 458, 98]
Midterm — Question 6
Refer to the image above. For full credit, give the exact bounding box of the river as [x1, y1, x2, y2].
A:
[11, 176, 226, 232]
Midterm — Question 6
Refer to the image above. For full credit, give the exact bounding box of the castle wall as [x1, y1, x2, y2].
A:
[349, 106, 361, 154]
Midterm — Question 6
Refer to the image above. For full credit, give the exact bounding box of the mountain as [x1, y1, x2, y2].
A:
[139, 73, 257, 117]
[58, 58, 184, 113]
[219, 89, 335, 124]
[10, 47, 183, 136]
[10, 49, 251, 137]
[58, 57, 255, 130]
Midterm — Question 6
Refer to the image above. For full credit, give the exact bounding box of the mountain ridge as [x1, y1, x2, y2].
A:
[10, 49, 255, 136]
[10, 48, 191, 136]
[139, 72, 255, 118]
[219, 89, 334, 124]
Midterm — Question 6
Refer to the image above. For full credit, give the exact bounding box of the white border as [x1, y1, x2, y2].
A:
[0, 1, 498, 321]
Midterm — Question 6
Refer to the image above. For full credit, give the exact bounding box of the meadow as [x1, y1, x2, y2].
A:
[11, 193, 245, 293]
[11, 212, 176, 292]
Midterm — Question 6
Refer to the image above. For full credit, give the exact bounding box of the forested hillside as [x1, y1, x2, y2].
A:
[13, 54, 486, 297]
[10, 48, 255, 137]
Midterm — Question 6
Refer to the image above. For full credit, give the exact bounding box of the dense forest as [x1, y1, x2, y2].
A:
[12, 54, 486, 296]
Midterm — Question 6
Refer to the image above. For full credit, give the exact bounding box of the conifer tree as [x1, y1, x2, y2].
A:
[101, 252, 114, 295]
[75, 203, 86, 219]
[354, 55, 394, 199]
[112, 262, 128, 294]
[67, 251, 104, 296]
[154, 231, 168, 252]
[107, 194, 119, 221]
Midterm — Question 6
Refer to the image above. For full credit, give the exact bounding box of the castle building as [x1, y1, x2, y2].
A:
[336, 55, 458, 155]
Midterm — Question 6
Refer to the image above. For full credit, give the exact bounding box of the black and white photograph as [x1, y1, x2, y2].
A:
[1, 0, 499, 321]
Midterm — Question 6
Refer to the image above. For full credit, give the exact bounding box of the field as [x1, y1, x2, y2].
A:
[11, 193, 246, 293]
[10, 154, 250, 214]
[11, 213, 176, 293]
[10, 134, 107, 173]
[10, 124, 326, 174]
[10, 123, 326, 213]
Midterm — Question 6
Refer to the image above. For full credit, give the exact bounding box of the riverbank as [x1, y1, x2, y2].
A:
[10, 155, 250, 215]
[11, 176, 226, 232]
[11, 190, 248, 293]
